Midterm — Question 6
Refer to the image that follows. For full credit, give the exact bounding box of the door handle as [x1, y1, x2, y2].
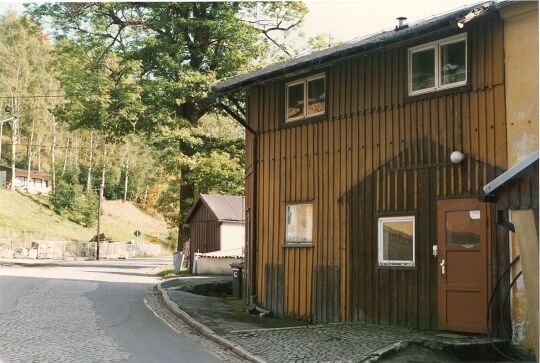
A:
[440, 259, 446, 275]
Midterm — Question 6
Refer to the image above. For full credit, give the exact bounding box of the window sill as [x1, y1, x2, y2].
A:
[283, 242, 313, 248]
[377, 264, 417, 270]
[404, 83, 471, 103]
[282, 113, 327, 128]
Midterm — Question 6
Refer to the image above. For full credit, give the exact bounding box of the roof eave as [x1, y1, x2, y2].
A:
[212, 2, 495, 95]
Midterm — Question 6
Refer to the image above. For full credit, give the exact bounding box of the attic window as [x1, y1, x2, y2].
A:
[286, 74, 325, 122]
[408, 34, 467, 96]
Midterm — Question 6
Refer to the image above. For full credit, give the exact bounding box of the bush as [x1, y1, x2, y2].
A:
[50, 180, 98, 227]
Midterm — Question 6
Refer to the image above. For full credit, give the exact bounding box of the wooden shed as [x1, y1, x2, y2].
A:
[212, 1, 539, 339]
[186, 194, 245, 272]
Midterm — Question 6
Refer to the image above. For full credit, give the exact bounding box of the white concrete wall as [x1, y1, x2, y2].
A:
[193, 255, 243, 275]
[220, 222, 245, 252]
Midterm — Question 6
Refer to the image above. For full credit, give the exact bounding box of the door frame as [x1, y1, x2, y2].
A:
[437, 198, 490, 334]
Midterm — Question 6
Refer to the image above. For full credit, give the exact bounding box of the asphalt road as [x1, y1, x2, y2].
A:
[0, 257, 227, 363]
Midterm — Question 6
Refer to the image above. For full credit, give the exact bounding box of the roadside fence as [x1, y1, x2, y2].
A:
[0, 239, 168, 260]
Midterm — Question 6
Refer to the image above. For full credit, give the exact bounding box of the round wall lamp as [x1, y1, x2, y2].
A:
[450, 151, 466, 164]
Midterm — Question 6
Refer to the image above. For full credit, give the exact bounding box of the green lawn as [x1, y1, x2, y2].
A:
[0, 189, 169, 243]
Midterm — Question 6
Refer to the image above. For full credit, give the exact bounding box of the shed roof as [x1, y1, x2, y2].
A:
[186, 194, 245, 223]
[483, 151, 539, 195]
[213, 1, 496, 94]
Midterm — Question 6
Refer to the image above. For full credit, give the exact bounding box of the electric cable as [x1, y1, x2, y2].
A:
[501, 270, 535, 361]
[486, 255, 521, 361]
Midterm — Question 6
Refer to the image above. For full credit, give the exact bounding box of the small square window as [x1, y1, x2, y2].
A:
[307, 77, 325, 116]
[287, 82, 305, 120]
[378, 216, 415, 267]
[285, 203, 313, 245]
[440, 40, 466, 86]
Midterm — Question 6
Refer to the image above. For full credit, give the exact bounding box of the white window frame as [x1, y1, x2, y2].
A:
[284, 202, 313, 246]
[285, 73, 326, 123]
[408, 33, 467, 96]
[377, 215, 416, 267]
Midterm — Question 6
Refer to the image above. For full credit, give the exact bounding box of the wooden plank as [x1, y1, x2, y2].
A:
[485, 20, 493, 89]
[365, 56, 372, 112]
[494, 85, 507, 173]
[351, 59, 358, 114]
[492, 17, 504, 85]
[358, 57, 365, 113]
[477, 24, 485, 89]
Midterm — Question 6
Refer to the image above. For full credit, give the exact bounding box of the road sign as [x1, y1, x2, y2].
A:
[134, 230, 141, 237]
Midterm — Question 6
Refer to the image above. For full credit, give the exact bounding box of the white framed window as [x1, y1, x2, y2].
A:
[285, 203, 313, 246]
[285, 73, 325, 123]
[378, 216, 415, 267]
[408, 33, 467, 96]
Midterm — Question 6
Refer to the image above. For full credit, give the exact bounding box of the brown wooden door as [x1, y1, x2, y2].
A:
[437, 198, 488, 333]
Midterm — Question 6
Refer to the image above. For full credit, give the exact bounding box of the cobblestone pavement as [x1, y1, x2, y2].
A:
[144, 289, 247, 362]
[226, 323, 420, 363]
[0, 279, 130, 363]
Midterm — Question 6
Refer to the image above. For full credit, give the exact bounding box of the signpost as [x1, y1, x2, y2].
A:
[134, 229, 141, 244]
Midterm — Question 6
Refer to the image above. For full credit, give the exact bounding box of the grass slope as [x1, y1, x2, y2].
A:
[0, 189, 169, 243]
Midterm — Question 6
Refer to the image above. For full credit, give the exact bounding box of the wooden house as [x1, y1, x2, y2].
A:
[186, 194, 245, 272]
[213, 0, 538, 340]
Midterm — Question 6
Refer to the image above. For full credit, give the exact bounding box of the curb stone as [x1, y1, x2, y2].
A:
[155, 281, 267, 363]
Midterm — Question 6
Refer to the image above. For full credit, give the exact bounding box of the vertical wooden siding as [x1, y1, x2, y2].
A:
[245, 17, 509, 328]
[189, 203, 221, 270]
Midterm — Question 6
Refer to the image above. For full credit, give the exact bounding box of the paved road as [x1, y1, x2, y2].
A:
[0, 258, 236, 363]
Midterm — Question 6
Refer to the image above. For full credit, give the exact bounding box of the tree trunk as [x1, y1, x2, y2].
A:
[74, 134, 79, 171]
[100, 144, 107, 199]
[0, 121, 4, 163]
[123, 157, 129, 202]
[26, 119, 35, 190]
[86, 132, 94, 193]
[37, 137, 42, 171]
[143, 185, 148, 206]
[10, 96, 20, 191]
[62, 137, 70, 176]
[51, 117, 57, 193]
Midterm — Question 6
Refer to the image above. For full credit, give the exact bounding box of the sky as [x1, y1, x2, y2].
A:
[0, 1, 480, 43]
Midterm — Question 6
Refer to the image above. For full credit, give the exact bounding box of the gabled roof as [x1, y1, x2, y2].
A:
[186, 194, 245, 223]
[483, 151, 539, 195]
[213, 1, 497, 94]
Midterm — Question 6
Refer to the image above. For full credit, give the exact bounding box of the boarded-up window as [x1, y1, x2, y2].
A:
[378, 216, 415, 266]
[285, 203, 313, 245]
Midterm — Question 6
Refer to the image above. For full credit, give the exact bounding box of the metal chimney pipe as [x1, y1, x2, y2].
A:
[396, 17, 408, 30]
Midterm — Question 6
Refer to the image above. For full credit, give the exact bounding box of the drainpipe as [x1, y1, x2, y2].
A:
[215, 95, 258, 304]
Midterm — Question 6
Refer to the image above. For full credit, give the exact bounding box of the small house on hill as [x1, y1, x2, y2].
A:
[0, 165, 52, 194]
[186, 194, 245, 272]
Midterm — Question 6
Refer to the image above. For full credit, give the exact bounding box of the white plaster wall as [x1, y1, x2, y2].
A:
[193, 256, 243, 275]
[220, 222, 245, 252]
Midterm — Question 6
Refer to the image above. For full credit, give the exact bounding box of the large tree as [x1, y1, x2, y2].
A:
[28, 3, 307, 248]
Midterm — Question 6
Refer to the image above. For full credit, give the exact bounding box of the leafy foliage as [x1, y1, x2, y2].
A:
[26, 3, 308, 247]
[50, 180, 97, 227]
